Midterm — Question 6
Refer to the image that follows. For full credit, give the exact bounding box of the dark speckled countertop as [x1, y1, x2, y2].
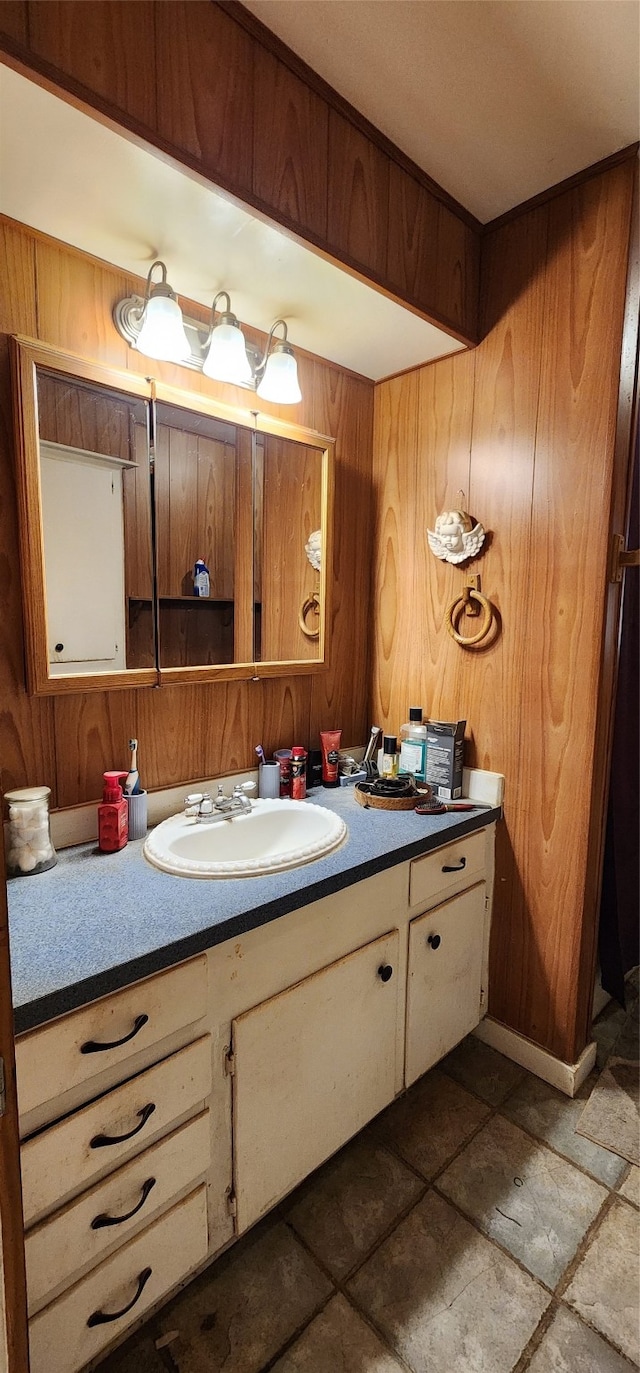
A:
[8, 788, 500, 1034]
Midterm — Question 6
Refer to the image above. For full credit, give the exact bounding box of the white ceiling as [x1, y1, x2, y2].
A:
[243, 0, 640, 223]
[0, 65, 464, 382]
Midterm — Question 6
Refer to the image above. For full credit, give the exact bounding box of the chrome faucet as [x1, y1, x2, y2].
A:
[184, 781, 256, 822]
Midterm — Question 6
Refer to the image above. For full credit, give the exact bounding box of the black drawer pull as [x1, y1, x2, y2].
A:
[427, 934, 442, 950]
[442, 858, 466, 872]
[91, 1177, 156, 1229]
[378, 964, 393, 982]
[87, 1267, 152, 1327]
[90, 1102, 156, 1149]
[81, 1013, 149, 1054]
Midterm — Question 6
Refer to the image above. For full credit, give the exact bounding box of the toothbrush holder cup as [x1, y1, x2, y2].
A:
[258, 763, 281, 800]
[126, 790, 148, 840]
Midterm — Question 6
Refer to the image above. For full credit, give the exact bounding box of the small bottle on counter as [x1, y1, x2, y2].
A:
[291, 746, 307, 800]
[399, 706, 428, 780]
[98, 771, 129, 853]
[5, 786, 57, 877]
[381, 735, 399, 778]
[274, 749, 292, 797]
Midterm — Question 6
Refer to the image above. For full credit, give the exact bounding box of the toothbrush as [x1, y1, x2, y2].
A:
[255, 744, 266, 766]
[124, 738, 140, 796]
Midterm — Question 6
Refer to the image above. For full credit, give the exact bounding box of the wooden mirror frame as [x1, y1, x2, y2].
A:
[10, 338, 334, 696]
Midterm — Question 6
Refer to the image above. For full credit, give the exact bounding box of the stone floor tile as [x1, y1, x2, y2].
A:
[440, 1034, 527, 1104]
[592, 1002, 633, 1069]
[150, 1221, 333, 1373]
[564, 1199, 640, 1365]
[438, 1114, 608, 1288]
[527, 1305, 633, 1373]
[285, 1136, 423, 1278]
[98, 1330, 165, 1373]
[501, 1071, 627, 1187]
[272, 1294, 405, 1371]
[618, 1164, 640, 1207]
[347, 1191, 549, 1373]
[372, 1066, 490, 1178]
[613, 999, 639, 1062]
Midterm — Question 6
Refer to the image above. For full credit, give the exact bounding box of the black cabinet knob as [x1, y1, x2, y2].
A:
[427, 934, 441, 950]
[378, 964, 393, 982]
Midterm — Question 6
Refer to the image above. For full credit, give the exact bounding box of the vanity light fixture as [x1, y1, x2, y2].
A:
[133, 261, 191, 364]
[255, 320, 302, 405]
[113, 264, 303, 403]
[202, 291, 252, 385]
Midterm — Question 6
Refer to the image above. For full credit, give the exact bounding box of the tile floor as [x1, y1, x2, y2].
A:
[101, 989, 639, 1373]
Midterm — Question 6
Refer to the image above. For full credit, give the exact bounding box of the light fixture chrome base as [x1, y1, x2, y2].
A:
[113, 295, 263, 387]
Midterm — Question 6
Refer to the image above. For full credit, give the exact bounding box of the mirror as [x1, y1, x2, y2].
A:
[11, 340, 333, 695]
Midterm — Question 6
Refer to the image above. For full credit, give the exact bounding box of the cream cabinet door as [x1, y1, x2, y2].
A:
[406, 882, 487, 1087]
[232, 930, 400, 1233]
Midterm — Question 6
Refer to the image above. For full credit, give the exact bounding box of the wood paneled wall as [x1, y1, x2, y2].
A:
[0, 216, 374, 806]
[371, 160, 636, 1064]
[0, 0, 479, 343]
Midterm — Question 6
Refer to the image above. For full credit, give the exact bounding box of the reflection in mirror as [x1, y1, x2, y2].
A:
[254, 433, 324, 664]
[36, 368, 153, 676]
[154, 401, 252, 668]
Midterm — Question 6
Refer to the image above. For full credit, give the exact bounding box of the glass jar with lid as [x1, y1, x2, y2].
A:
[5, 786, 57, 877]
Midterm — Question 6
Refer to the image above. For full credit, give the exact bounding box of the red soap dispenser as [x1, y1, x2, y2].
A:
[98, 771, 129, 853]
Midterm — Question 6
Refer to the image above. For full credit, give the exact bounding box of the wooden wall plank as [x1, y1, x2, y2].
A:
[0, 0, 27, 43]
[467, 204, 549, 1046]
[327, 110, 390, 280]
[309, 365, 373, 746]
[53, 692, 139, 809]
[27, 1, 157, 130]
[155, 1, 253, 194]
[253, 48, 328, 240]
[386, 165, 439, 314]
[0, 223, 56, 801]
[436, 204, 480, 338]
[370, 351, 475, 734]
[512, 165, 633, 1058]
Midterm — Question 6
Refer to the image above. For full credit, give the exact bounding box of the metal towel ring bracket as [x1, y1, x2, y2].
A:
[299, 591, 320, 640]
[445, 582, 494, 648]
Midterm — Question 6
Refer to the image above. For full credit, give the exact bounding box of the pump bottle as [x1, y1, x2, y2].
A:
[98, 771, 129, 853]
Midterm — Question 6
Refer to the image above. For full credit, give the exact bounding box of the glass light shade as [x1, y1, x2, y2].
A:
[203, 321, 252, 384]
[136, 293, 190, 363]
[256, 346, 302, 405]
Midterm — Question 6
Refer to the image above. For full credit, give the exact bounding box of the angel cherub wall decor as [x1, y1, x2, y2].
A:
[427, 502, 485, 565]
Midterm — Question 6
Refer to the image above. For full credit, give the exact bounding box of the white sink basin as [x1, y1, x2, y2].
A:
[143, 799, 347, 879]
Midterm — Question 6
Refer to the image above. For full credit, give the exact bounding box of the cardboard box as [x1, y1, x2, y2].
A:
[425, 719, 466, 799]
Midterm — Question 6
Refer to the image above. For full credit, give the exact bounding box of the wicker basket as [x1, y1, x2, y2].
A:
[353, 781, 433, 811]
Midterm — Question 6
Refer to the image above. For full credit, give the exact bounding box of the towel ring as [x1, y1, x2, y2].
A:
[299, 592, 320, 640]
[445, 587, 493, 647]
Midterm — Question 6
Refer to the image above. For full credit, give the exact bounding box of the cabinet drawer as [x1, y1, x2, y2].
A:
[26, 1110, 210, 1314]
[22, 1036, 211, 1226]
[28, 1185, 208, 1373]
[409, 829, 485, 909]
[16, 954, 208, 1119]
[406, 882, 487, 1086]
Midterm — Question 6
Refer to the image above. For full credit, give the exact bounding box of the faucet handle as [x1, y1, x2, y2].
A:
[199, 793, 214, 816]
[239, 781, 256, 794]
[184, 792, 203, 816]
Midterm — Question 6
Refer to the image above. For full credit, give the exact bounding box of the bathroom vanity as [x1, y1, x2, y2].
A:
[8, 794, 499, 1372]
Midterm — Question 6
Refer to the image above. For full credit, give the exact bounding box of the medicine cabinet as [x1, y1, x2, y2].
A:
[10, 338, 333, 696]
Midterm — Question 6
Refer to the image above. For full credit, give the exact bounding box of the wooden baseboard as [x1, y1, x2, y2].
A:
[474, 1015, 597, 1098]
